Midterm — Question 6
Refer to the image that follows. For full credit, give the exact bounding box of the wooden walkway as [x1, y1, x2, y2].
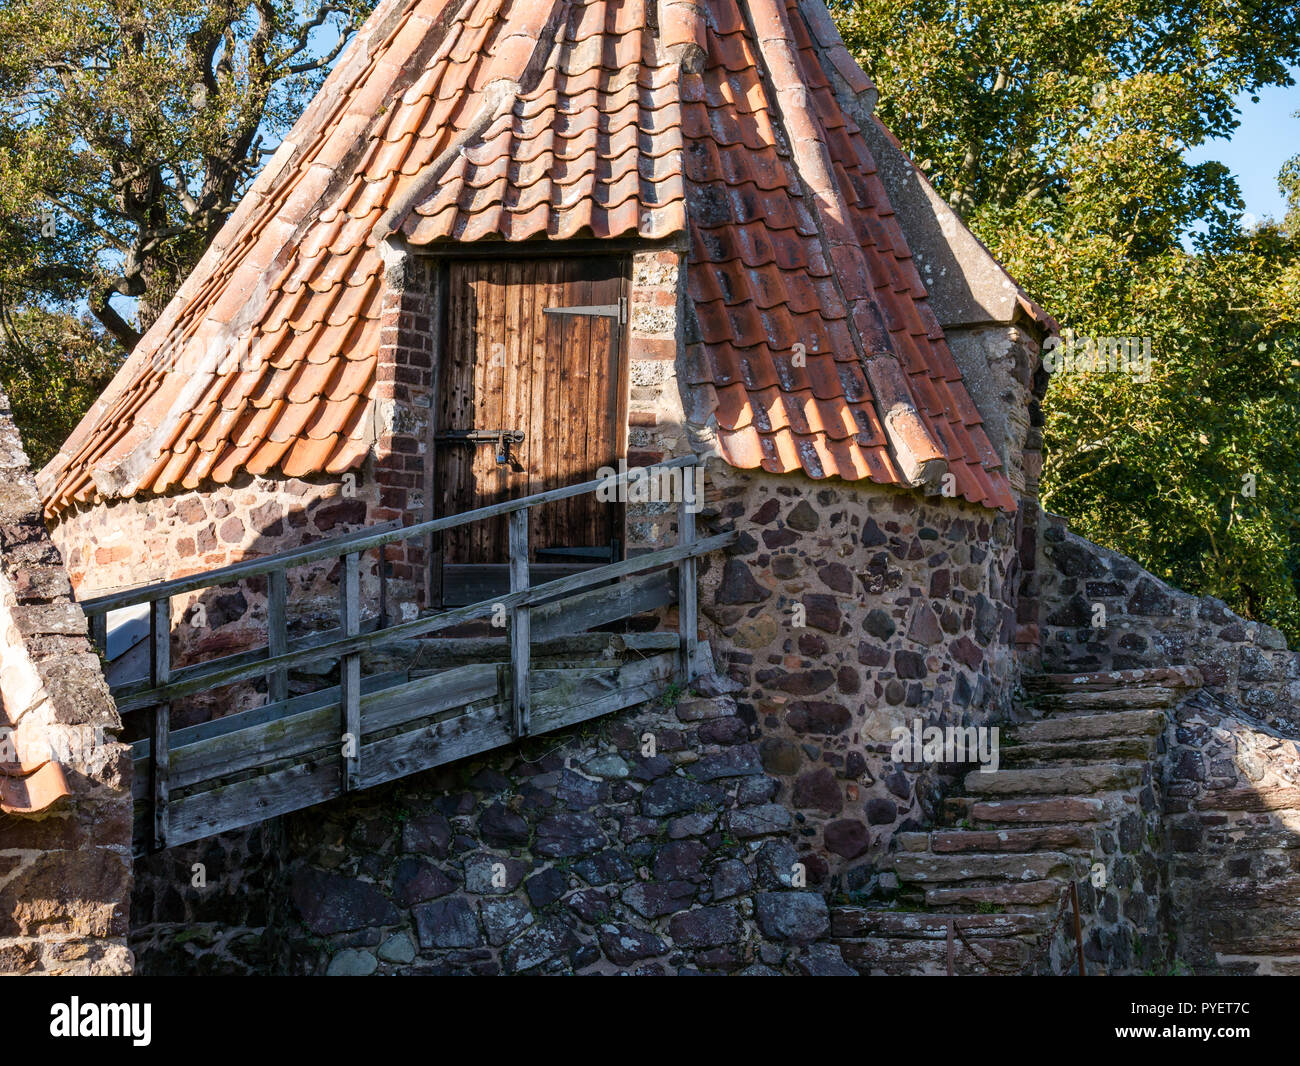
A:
[81, 457, 728, 855]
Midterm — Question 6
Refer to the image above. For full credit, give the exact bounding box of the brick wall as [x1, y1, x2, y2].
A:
[374, 253, 436, 604]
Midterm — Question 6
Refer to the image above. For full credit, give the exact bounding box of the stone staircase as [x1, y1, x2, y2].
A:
[832, 667, 1202, 975]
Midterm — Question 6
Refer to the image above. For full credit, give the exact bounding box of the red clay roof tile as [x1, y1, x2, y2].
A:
[0, 760, 72, 815]
[41, 0, 1021, 518]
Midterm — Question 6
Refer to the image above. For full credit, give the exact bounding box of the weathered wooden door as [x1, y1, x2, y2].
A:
[431, 256, 628, 605]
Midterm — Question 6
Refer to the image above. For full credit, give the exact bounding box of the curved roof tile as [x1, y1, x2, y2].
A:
[40, 0, 1022, 518]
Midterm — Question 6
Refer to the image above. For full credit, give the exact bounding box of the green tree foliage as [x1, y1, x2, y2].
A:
[835, 0, 1300, 639]
[1282, 129, 1300, 238]
[0, 308, 118, 469]
[0, 0, 375, 464]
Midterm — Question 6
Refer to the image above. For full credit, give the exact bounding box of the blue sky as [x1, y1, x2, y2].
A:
[1185, 65, 1300, 225]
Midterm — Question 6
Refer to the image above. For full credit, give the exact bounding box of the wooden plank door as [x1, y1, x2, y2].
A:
[432, 256, 627, 605]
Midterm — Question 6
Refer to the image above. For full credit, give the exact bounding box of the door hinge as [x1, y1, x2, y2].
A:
[544, 297, 627, 325]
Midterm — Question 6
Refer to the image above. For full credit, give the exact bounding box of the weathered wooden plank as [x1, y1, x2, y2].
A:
[150, 598, 171, 852]
[134, 665, 497, 793]
[529, 655, 675, 711]
[407, 629, 679, 670]
[138, 646, 710, 850]
[362, 664, 501, 734]
[677, 495, 698, 682]
[163, 758, 342, 848]
[509, 509, 530, 739]
[441, 563, 593, 606]
[178, 666, 500, 790]
[356, 652, 680, 792]
[131, 670, 409, 760]
[531, 652, 678, 729]
[116, 532, 734, 709]
[113, 615, 386, 707]
[160, 703, 340, 791]
[268, 569, 288, 704]
[357, 702, 511, 792]
[532, 568, 676, 638]
[83, 520, 402, 615]
[341, 551, 361, 791]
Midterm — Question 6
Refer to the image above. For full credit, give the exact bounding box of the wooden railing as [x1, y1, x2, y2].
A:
[81, 455, 729, 853]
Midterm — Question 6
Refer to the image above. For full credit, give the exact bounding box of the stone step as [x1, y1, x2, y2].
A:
[962, 763, 1142, 797]
[1031, 687, 1181, 715]
[928, 825, 1095, 853]
[1011, 709, 1167, 743]
[831, 907, 1048, 940]
[1023, 666, 1202, 693]
[673, 695, 737, 721]
[943, 796, 1107, 826]
[893, 851, 1078, 884]
[1001, 736, 1156, 766]
[923, 880, 1067, 910]
[839, 934, 1032, 975]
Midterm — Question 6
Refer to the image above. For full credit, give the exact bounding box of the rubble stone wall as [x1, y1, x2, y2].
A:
[1039, 514, 1300, 733]
[50, 471, 385, 729]
[128, 824, 287, 976]
[696, 468, 1022, 891]
[270, 687, 850, 976]
[1163, 688, 1300, 975]
[619, 253, 1029, 893]
[0, 387, 133, 975]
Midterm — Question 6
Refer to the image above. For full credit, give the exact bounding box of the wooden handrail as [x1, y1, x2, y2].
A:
[82, 518, 403, 615]
[111, 453, 720, 854]
[113, 531, 733, 712]
[82, 455, 702, 615]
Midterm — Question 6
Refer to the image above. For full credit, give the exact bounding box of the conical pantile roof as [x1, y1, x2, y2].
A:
[39, 0, 1018, 517]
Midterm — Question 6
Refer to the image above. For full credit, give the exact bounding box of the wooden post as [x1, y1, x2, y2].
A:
[150, 597, 171, 852]
[1070, 880, 1086, 976]
[426, 260, 448, 611]
[340, 552, 361, 790]
[508, 509, 530, 739]
[267, 569, 288, 704]
[676, 478, 698, 683]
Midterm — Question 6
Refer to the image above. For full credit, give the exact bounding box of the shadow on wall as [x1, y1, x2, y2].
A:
[1162, 688, 1300, 976]
[121, 468, 400, 975]
[110, 469, 392, 740]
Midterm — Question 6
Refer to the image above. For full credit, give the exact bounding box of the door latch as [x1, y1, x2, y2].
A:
[435, 429, 525, 467]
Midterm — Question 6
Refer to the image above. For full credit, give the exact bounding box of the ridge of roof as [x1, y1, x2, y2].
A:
[39, 0, 1018, 518]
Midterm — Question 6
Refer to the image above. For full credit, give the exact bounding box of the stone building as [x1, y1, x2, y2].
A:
[0, 386, 132, 975]
[5, 0, 1298, 976]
